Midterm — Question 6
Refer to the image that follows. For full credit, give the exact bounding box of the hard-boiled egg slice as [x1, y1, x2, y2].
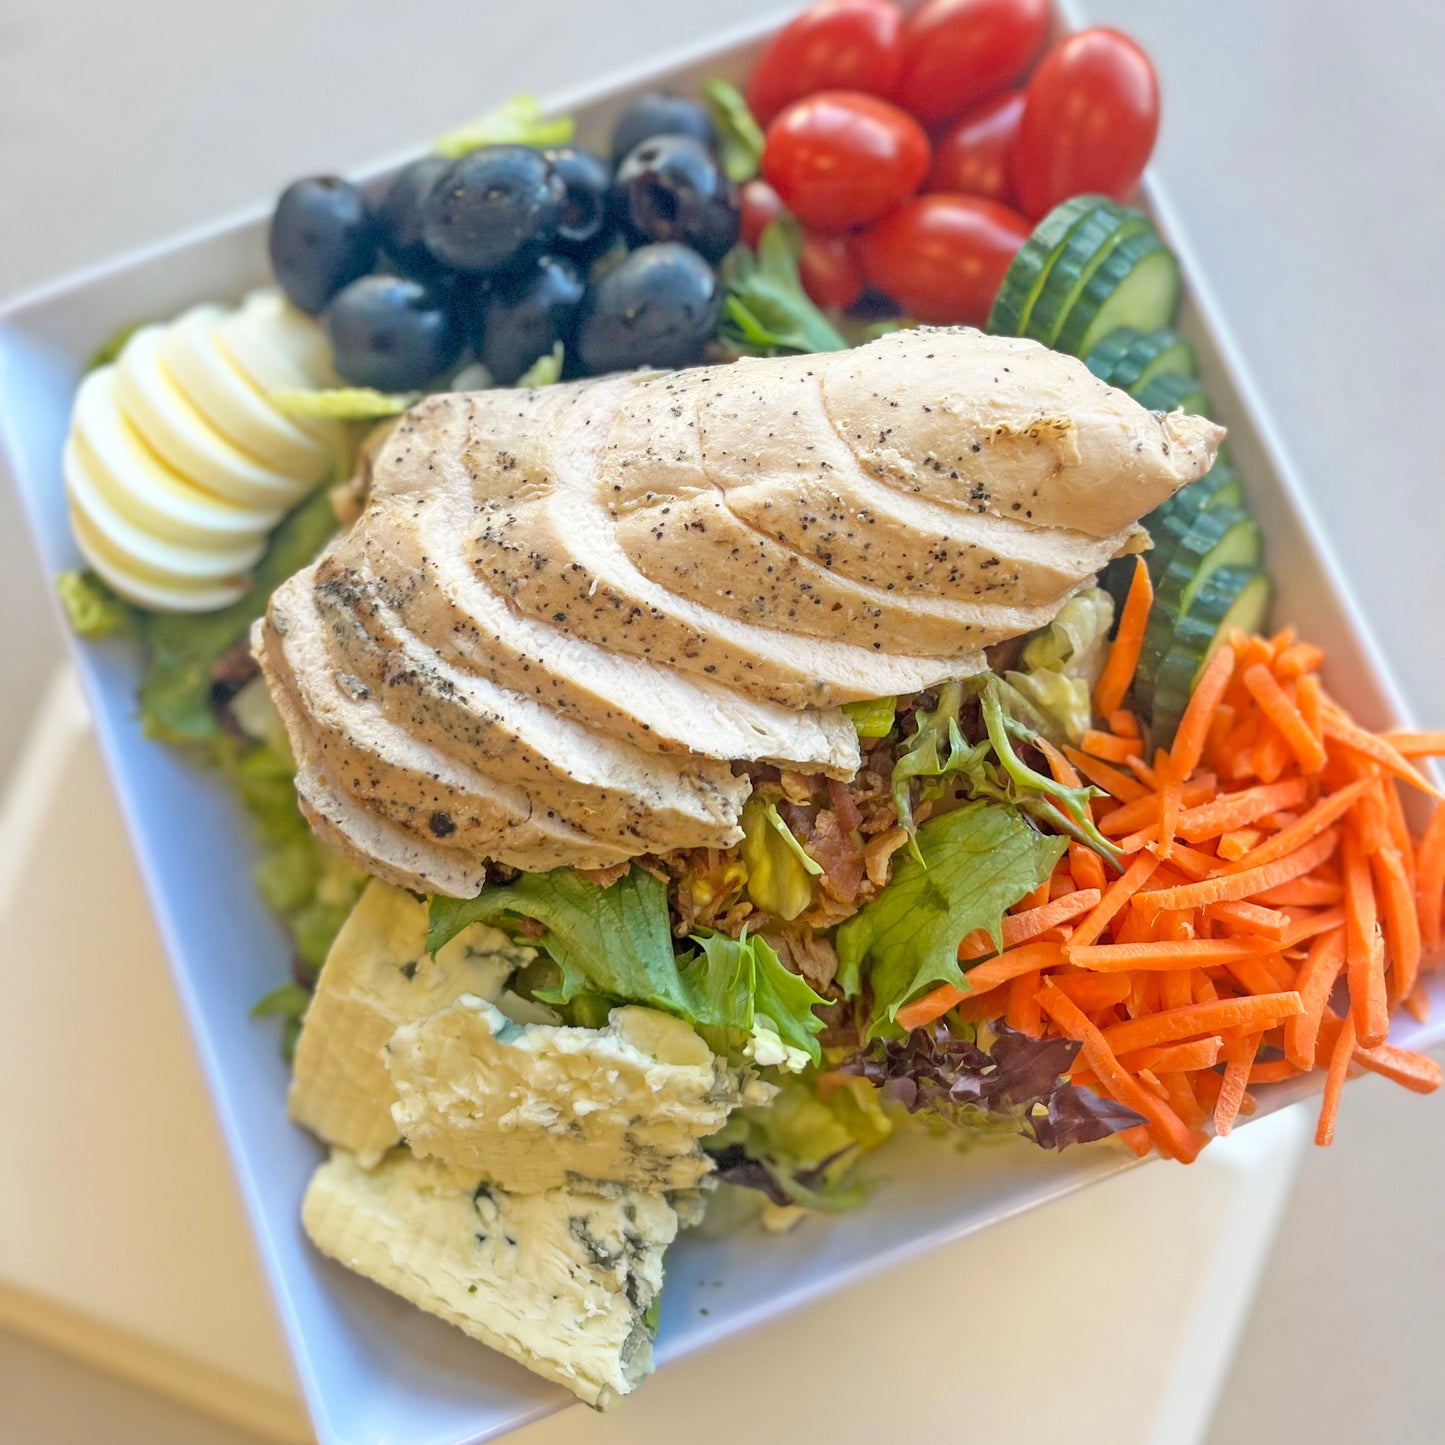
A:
[69, 508, 250, 613]
[162, 305, 335, 478]
[113, 325, 313, 510]
[65, 439, 268, 580]
[70, 367, 277, 546]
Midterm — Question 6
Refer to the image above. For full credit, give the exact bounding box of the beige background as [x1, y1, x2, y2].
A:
[2, 1, 1443, 1441]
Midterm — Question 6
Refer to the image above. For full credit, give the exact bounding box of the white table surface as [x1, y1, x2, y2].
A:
[2, 2, 1443, 1442]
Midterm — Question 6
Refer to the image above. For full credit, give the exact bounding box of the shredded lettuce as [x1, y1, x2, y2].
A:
[889, 679, 988, 847]
[514, 342, 564, 389]
[433, 94, 575, 159]
[707, 1075, 892, 1212]
[427, 867, 828, 1064]
[56, 570, 136, 639]
[136, 490, 338, 742]
[842, 696, 896, 739]
[86, 320, 148, 371]
[703, 78, 765, 184]
[271, 386, 419, 420]
[835, 799, 1065, 1038]
[842, 1021, 1144, 1150]
[722, 216, 848, 356]
[739, 796, 817, 922]
[249, 981, 311, 1062]
[1006, 588, 1115, 744]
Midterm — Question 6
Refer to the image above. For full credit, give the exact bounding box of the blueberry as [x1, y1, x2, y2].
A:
[421, 146, 565, 275]
[609, 93, 718, 167]
[574, 243, 720, 375]
[543, 146, 617, 264]
[375, 155, 452, 279]
[471, 256, 586, 385]
[324, 275, 462, 391]
[268, 177, 378, 314]
[614, 135, 740, 264]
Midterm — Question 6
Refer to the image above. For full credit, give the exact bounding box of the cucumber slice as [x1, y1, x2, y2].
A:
[988, 195, 1112, 337]
[1142, 507, 1262, 673]
[1133, 369, 1211, 416]
[1141, 468, 1242, 581]
[1061, 232, 1182, 359]
[1083, 326, 1147, 383]
[1025, 209, 1151, 347]
[1110, 329, 1196, 393]
[1149, 569, 1272, 742]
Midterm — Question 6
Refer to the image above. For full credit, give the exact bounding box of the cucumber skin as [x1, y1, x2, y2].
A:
[1025, 211, 1149, 347]
[1059, 229, 1178, 357]
[1083, 326, 1148, 382]
[1142, 508, 1262, 676]
[988, 195, 1111, 336]
[1142, 467, 1243, 583]
[1148, 570, 1271, 742]
[1134, 369, 1211, 416]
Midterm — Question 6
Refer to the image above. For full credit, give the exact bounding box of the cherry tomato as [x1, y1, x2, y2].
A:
[747, 0, 906, 125]
[893, 0, 1051, 129]
[763, 91, 930, 232]
[927, 89, 1025, 205]
[856, 193, 1030, 326]
[739, 178, 784, 249]
[1013, 28, 1160, 218]
[799, 233, 866, 310]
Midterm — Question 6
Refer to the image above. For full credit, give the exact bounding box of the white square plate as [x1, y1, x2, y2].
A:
[3, 10, 1441, 1443]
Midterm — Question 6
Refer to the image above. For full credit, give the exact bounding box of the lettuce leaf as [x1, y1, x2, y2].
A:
[56, 570, 136, 639]
[136, 490, 338, 741]
[706, 1075, 892, 1211]
[703, 78, 765, 183]
[270, 386, 419, 420]
[433, 94, 574, 158]
[721, 216, 848, 356]
[835, 800, 1065, 1038]
[428, 868, 828, 1063]
[1006, 587, 1115, 744]
[841, 1021, 1144, 1150]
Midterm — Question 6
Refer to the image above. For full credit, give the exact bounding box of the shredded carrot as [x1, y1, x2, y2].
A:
[1068, 840, 1108, 894]
[1068, 938, 1287, 973]
[1219, 778, 1373, 875]
[1321, 709, 1445, 799]
[1109, 709, 1141, 739]
[1255, 875, 1343, 907]
[1206, 900, 1289, 941]
[1171, 644, 1236, 780]
[1415, 803, 1445, 954]
[1118, 1125, 1152, 1158]
[1342, 830, 1388, 1047]
[1382, 731, 1445, 758]
[1274, 641, 1325, 679]
[1099, 993, 1303, 1056]
[1244, 663, 1327, 773]
[1176, 778, 1311, 843]
[1217, 827, 1263, 861]
[1007, 969, 1043, 1036]
[1101, 777, 1217, 838]
[1352, 1041, 1444, 1094]
[1374, 843, 1420, 1003]
[900, 622, 1445, 1162]
[1215, 1032, 1262, 1136]
[1037, 983, 1203, 1162]
[1093, 556, 1153, 719]
[1144, 828, 1340, 913]
[1081, 728, 1142, 764]
[1404, 980, 1431, 1026]
[1049, 972, 1132, 1010]
[1037, 736, 1084, 789]
[1119, 1037, 1223, 1075]
[1069, 852, 1158, 948]
[1064, 747, 1150, 804]
[958, 889, 1102, 960]
[1315, 1011, 1356, 1146]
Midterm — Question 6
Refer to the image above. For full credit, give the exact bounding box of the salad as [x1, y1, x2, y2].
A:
[54, 0, 1443, 1413]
